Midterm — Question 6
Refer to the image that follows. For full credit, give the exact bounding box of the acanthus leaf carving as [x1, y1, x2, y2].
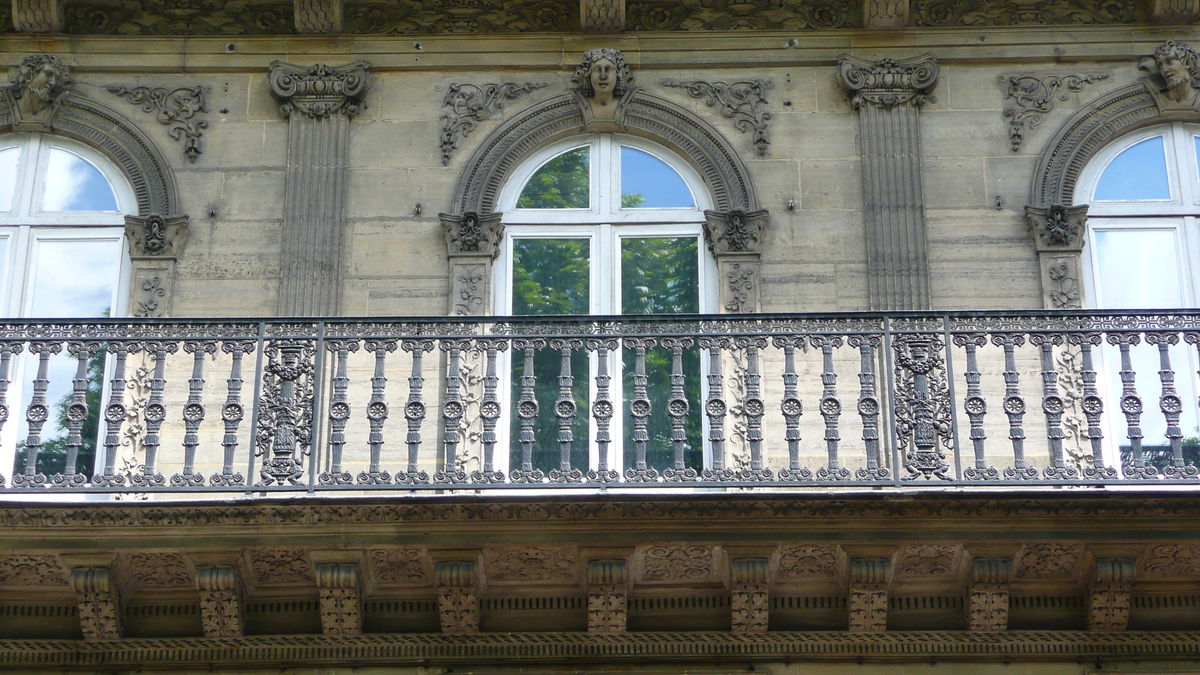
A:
[1089, 559, 1135, 631]
[703, 210, 768, 254]
[642, 545, 715, 581]
[442, 212, 505, 258]
[439, 82, 548, 166]
[70, 567, 122, 641]
[967, 558, 1011, 632]
[730, 558, 768, 633]
[435, 561, 479, 634]
[913, 0, 1139, 26]
[663, 79, 771, 156]
[1001, 74, 1109, 151]
[195, 565, 243, 639]
[847, 558, 889, 633]
[107, 85, 210, 162]
[486, 545, 577, 583]
[316, 563, 362, 637]
[587, 559, 627, 633]
[125, 214, 189, 259]
[627, 0, 852, 30]
[0, 553, 67, 586]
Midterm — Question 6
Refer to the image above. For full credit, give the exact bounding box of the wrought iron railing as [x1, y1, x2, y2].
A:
[1, 310, 1200, 494]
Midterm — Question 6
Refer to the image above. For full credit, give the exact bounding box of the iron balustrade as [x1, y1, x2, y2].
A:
[0, 311, 1198, 494]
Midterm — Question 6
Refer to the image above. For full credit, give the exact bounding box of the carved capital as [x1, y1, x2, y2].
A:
[316, 562, 361, 636]
[967, 558, 1011, 632]
[848, 558, 889, 633]
[581, 0, 624, 32]
[70, 566, 122, 641]
[195, 565, 244, 638]
[837, 54, 939, 109]
[703, 209, 767, 254]
[864, 0, 909, 28]
[441, 211, 505, 258]
[436, 561, 479, 634]
[1151, 0, 1200, 23]
[587, 559, 627, 632]
[1026, 204, 1087, 251]
[125, 214, 189, 259]
[730, 558, 769, 633]
[268, 60, 370, 119]
[1089, 558, 1135, 631]
[12, 0, 63, 32]
[295, 0, 343, 33]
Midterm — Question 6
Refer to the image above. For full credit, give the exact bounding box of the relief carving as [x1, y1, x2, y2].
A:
[64, 0, 293, 34]
[124, 551, 192, 588]
[847, 558, 889, 633]
[295, 0, 342, 32]
[776, 544, 839, 580]
[71, 567, 122, 641]
[838, 53, 939, 109]
[269, 60, 370, 119]
[486, 546, 577, 583]
[663, 79, 772, 156]
[1046, 257, 1081, 309]
[626, 0, 852, 30]
[439, 82, 548, 165]
[1142, 544, 1200, 577]
[582, 0, 624, 31]
[724, 262, 755, 313]
[730, 558, 768, 633]
[442, 212, 505, 257]
[6, 54, 71, 126]
[1150, 0, 1200, 23]
[107, 85, 210, 162]
[126, 214, 189, 258]
[570, 47, 635, 125]
[895, 544, 958, 578]
[246, 547, 314, 585]
[12, 0, 63, 32]
[704, 210, 768, 254]
[913, 0, 1138, 26]
[346, 0, 573, 33]
[195, 565, 243, 638]
[1139, 40, 1200, 109]
[1014, 542, 1083, 579]
[436, 561, 479, 634]
[967, 558, 1010, 632]
[0, 553, 67, 586]
[587, 559, 627, 633]
[316, 563, 361, 636]
[642, 545, 715, 581]
[369, 548, 431, 585]
[865, 0, 909, 27]
[1001, 74, 1108, 151]
[1088, 559, 1135, 631]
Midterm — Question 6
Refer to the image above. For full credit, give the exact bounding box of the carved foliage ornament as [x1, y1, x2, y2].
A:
[369, 548, 430, 585]
[642, 545, 714, 581]
[1026, 204, 1087, 250]
[126, 214, 189, 259]
[0, 553, 67, 586]
[125, 551, 192, 588]
[1002, 73, 1108, 151]
[664, 79, 771, 156]
[837, 53, 939, 109]
[1143, 543, 1200, 577]
[487, 546, 577, 583]
[913, 0, 1139, 26]
[776, 544, 838, 580]
[895, 544, 957, 578]
[64, 0, 293, 35]
[107, 85, 210, 162]
[704, 209, 767, 254]
[269, 60, 370, 119]
[71, 567, 122, 641]
[443, 211, 504, 258]
[346, 0, 573, 34]
[439, 82, 547, 166]
[1015, 542, 1083, 579]
[246, 547, 313, 585]
[627, 0, 852, 30]
[195, 565, 243, 639]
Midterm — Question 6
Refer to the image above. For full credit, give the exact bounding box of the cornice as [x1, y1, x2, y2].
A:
[0, 631, 1198, 666]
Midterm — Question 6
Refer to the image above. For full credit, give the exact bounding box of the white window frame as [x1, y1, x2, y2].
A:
[492, 134, 717, 476]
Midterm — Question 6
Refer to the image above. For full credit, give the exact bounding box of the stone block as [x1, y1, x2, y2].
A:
[922, 158, 988, 209]
[221, 171, 287, 220]
[799, 159, 861, 211]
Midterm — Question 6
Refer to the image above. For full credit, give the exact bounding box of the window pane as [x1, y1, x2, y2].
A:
[516, 147, 589, 209]
[1092, 229, 1182, 309]
[0, 147, 21, 212]
[42, 148, 119, 212]
[509, 238, 590, 474]
[1094, 136, 1171, 201]
[620, 236, 701, 473]
[621, 146, 695, 208]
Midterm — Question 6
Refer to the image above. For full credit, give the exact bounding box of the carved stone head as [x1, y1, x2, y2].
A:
[570, 48, 633, 106]
[1151, 40, 1200, 103]
[10, 54, 72, 117]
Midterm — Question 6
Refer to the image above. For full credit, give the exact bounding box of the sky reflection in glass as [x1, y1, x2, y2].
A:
[1094, 136, 1171, 201]
[620, 147, 694, 208]
[42, 149, 119, 212]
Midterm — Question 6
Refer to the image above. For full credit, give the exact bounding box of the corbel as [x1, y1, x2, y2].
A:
[967, 558, 1011, 631]
[581, 0, 624, 32]
[195, 565, 244, 638]
[586, 559, 628, 632]
[847, 557, 889, 633]
[125, 214, 189, 318]
[435, 559, 480, 634]
[863, 0, 909, 29]
[315, 562, 362, 636]
[70, 566, 122, 640]
[294, 0, 343, 32]
[1088, 558, 1136, 631]
[730, 557, 769, 633]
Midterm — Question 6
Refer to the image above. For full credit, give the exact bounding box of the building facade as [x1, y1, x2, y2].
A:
[0, 0, 1198, 672]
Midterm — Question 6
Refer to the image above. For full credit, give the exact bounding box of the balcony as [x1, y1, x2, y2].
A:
[3, 309, 1200, 495]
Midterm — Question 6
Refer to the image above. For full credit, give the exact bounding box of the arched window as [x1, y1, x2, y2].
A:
[493, 134, 716, 476]
[0, 133, 135, 479]
[1078, 122, 1200, 469]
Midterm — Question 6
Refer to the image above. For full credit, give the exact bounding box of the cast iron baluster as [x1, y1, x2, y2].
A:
[471, 339, 505, 484]
[624, 337, 658, 482]
[587, 338, 620, 483]
[319, 339, 357, 485]
[814, 335, 849, 480]
[172, 340, 216, 486]
[1108, 333, 1157, 479]
[435, 339, 470, 484]
[1147, 332, 1196, 479]
[256, 340, 315, 486]
[1030, 334, 1077, 479]
[14, 341, 61, 487]
[396, 339, 433, 484]
[772, 336, 809, 481]
[993, 335, 1036, 480]
[894, 334, 952, 481]
[0, 343, 20, 487]
[549, 338, 584, 483]
[699, 337, 733, 481]
[1071, 333, 1116, 480]
[735, 336, 772, 481]
[212, 340, 253, 486]
[954, 334, 996, 480]
[52, 342, 94, 487]
[360, 339, 397, 485]
[133, 340, 176, 487]
[661, 337, 697, 482]
[93, 342, 130, 487]
[849, 335, 888, 480]
[509, 338, 545, 483]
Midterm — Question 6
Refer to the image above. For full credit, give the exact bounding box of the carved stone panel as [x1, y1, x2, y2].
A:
[581, 0, 625, 31]
[1142, 543, 1200, 577]
[864, 0, 908, 28]
[486, 545, 578, 583]
[436, 561, 479, 634]
[847, 558, 889, 633]
[1088, 559, 1135, 631]
[1014, 542, 1083, 580]
[245, 547, 314, 586]
[71, 567, 122, 641]
[0, 553, 67, 586]
[368, 548, 431, 586]
[195, 565, 243, 639]
[295, 0, 343, 32]
[967, 558, 1011, 632]
[123, 551, 193, 589]
[895, 544, 960, 579]
[640, 545, 717, 582]
[12, 0, 63, 32]
[775, 544, 841, 581]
